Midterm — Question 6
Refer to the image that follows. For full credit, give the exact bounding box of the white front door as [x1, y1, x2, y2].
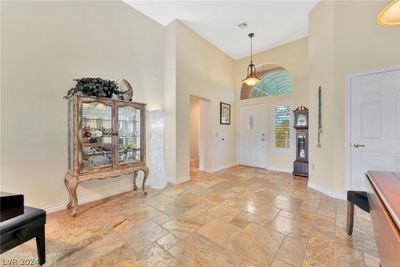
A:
[238, 103, 267, 168]
[350, 68, 400, 190]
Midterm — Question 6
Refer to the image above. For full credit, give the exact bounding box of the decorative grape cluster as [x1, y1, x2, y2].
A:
[65, 77, 128, 99]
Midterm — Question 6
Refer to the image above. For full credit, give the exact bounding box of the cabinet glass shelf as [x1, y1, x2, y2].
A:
[118, 105, 141, 164]
[81, 101, 113, 169]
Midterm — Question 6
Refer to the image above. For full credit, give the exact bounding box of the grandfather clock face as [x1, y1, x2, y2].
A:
[296, 113, 307, 127]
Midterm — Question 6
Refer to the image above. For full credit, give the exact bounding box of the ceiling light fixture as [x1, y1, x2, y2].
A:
[242, 33, 260, 87]
[378, 0, 400, 26]
[238, 22, 248, 30]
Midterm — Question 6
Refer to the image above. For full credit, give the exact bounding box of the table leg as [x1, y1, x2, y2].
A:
[66, 176, 79, 217]
[64, 174, 73, 209]
[36, 225, 46, 265]
[142, 166, 149, 195]
[133, 171, 138, 190]
[346, 201, 354, 235]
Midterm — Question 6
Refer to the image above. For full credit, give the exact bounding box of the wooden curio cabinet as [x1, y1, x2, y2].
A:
[65, 95, 148, 216]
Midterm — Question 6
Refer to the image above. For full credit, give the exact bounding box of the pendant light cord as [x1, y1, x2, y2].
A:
[243, 32, 260, 85]
[250, 34, 253, 64]
[248, 33, 254, 64]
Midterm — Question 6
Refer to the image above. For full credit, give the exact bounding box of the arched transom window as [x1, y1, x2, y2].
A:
[241, 65, 294, 100]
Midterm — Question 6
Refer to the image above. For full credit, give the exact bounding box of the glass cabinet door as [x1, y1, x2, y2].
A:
[118, 105, 141, 164]
[81, 101, 113, 170]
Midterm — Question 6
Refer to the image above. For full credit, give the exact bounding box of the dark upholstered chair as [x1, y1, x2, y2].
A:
[346, 191, 370, 235]
[0, 207, 46, 265]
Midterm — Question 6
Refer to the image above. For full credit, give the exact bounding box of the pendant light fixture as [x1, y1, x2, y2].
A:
[242, 33, 260, 86]
[378, 0, 400, 26]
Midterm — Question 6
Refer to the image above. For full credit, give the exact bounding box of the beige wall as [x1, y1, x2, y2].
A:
[308, 0, 336, 193]
[1, 2, 236, 208]
[1, 1, 165, 209]
[235, 38, 309, 172]
[164, 21, 177, 182]
[308, 0, 400, 196]
[175, 21, 236, 180]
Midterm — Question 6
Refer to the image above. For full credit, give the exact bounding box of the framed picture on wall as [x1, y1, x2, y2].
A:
[220, 102, 231, 125]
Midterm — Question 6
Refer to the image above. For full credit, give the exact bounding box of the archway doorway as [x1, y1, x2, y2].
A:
[189, 95, 211, 179]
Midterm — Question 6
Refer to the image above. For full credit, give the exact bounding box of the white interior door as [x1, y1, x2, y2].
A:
[238, 103, 267, 168]
[350, 68, 400, 190]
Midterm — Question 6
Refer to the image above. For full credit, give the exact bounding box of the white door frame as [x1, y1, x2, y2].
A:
[236, 99, 268, 165]
[237, 100, 268, 168]
[189, 95, 212, 172]
[345, 65, 400, 191]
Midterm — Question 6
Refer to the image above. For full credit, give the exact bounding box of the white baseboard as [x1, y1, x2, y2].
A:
[177, 176, 190, 184]
[149, 181, 169, 189]
[266, 166, 292, 173]
[308, 181, 346, 200]
[167, 175, 190, 184]
[205, 162, 237, 173]
[166, 175, 175, 184]
[164, 174, 190, 185]
[43, 184, 134, 214]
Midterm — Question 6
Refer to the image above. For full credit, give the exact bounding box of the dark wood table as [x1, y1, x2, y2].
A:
[366, 171, 400, 266]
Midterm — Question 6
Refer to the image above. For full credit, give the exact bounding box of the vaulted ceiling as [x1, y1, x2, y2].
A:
[124, 1, 319, 59]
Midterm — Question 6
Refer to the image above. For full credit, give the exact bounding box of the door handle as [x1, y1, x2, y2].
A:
[353, 144, 365, 148]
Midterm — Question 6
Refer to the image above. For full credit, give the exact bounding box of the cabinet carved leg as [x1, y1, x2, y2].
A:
[142, 166, 149, 195]
[64, 174, 73, 209]
[66, 176, 79, 217]
[133, 171, 138, 190]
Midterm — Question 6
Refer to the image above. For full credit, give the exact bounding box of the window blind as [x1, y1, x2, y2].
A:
[274, 105, 290, 149]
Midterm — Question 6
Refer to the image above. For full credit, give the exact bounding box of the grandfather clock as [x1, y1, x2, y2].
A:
[293, 106, 309, 177]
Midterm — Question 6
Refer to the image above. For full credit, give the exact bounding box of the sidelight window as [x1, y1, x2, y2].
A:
[274, 105, 291, 151]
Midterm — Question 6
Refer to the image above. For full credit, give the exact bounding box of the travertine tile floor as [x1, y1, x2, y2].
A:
[1, 166, 380, 266]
